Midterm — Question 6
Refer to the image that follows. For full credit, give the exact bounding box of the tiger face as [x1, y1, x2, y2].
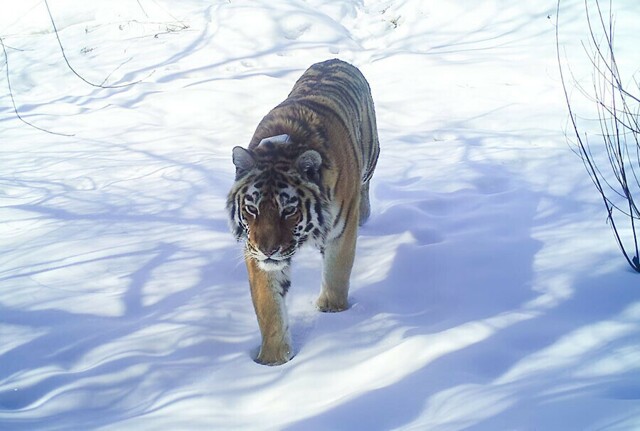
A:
[228, 145, 329, 271]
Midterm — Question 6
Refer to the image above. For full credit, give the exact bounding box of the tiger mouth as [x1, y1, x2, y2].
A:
[261, 255, 294, 265]
[246, 243, 296, 268]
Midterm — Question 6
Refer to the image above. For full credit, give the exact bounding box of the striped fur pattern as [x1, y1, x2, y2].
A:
[226, 59, 379, 365]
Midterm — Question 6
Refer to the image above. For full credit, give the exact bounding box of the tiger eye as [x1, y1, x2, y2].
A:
[243, 206, 258, 218]
[282, 206, 297, 218]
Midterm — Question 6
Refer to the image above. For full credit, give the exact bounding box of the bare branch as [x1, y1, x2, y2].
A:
[0, 36, 75, 137]
[556, 0, 640, 271]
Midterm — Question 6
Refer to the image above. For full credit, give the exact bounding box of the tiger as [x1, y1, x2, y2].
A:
[226, 59, 379, 365]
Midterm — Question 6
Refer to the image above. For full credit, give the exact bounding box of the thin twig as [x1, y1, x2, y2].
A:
[0, 35, 74, 137]
[44, 0, 147, 88]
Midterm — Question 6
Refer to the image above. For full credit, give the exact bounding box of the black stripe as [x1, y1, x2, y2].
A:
[337, 77, 364, 108]
[325, 82, 359, 118]
[295, 99, 339, 124]
[314, 199, 324, 226]
[333, 203, 353, 240]
[307, 188, 324, 226]
[332, 204, 344, 229]
[304, 198, 312, 222]
[280, 279, 291, 296]
[235, 194, 242, 221]
[229, 200, 236, 219]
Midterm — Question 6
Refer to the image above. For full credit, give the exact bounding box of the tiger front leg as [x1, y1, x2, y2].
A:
[245, 256, 293, 365]
[317, 207, 358, 312]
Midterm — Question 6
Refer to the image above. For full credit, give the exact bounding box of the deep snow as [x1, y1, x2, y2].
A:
[1, 0, 639, 430]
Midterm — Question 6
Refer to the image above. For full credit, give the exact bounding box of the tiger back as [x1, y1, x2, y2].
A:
[227, 59, 379, 365]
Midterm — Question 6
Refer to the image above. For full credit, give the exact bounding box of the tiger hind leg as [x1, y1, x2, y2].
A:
[358, 180, 371, 226]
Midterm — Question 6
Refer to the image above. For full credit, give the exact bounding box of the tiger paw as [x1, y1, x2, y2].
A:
[316, 294, 349, 313]
[255, 343, 293, 366]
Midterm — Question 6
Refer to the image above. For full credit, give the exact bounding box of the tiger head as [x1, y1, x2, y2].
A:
[227, 143, 329, 271]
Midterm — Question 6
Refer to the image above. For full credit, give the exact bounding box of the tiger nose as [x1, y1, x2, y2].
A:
[260, 245, 280, 257]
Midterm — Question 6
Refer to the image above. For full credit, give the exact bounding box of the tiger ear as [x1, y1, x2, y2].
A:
[296, 150, 322, 183]
[232, 146, 255, 179]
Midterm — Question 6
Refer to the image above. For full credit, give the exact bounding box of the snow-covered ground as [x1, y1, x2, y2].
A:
[1, 0, 639, 429]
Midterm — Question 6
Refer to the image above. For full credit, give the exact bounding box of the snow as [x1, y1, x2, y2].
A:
[1, 0, 640, 430]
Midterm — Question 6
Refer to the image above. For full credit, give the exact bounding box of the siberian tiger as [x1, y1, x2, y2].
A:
[226, 59, 379, 365]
